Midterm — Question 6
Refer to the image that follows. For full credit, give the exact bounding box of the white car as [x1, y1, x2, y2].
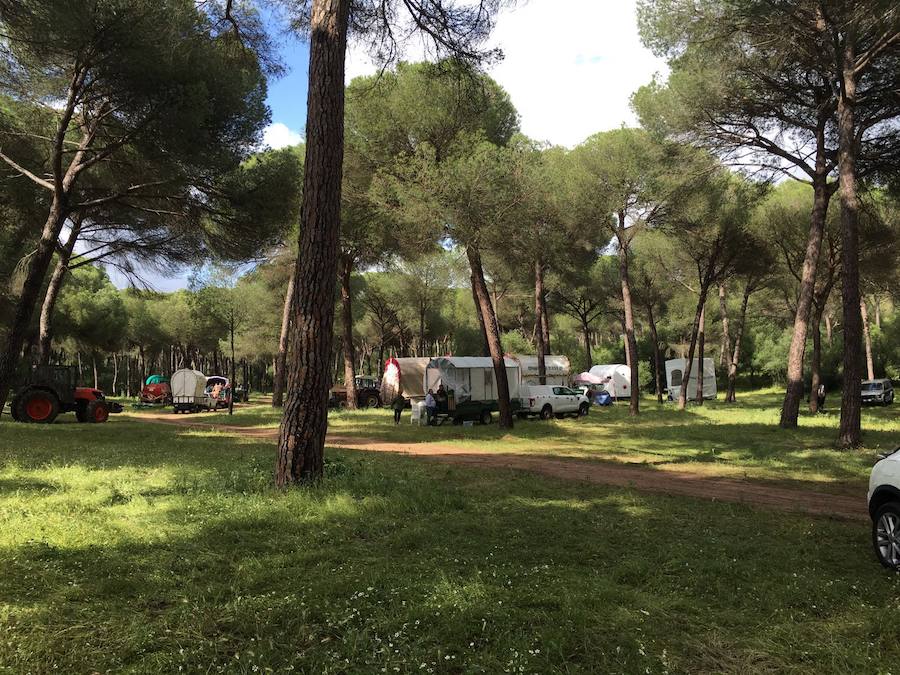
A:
[868, 447, 900, 569]
[521, 385, 590, 420]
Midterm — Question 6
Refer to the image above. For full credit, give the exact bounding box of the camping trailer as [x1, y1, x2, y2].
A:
[513, 355, 571, 386]
[171, 369, 211, 413]
[424, 357, 523, 423]
[587, 364, 632, 400]
[665, 358, 717, 400]
[380, 357, 432, 404]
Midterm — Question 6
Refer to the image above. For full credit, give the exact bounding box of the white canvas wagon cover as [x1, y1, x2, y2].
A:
[424, 357, 522, 403]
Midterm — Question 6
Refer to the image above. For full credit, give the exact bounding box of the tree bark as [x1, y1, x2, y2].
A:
[809, 304, 823, 414]
[471, 283, 491, 356]
[339, 254, 358, 410]
[726, 282, 752, 403]
[837, 39, 862, 449]
[275, 0, 350, 486]
[534, 257, 547, 384]
[647, 304, 663, 404]
[861, 296, 874, 381]
[678, 286, 708, 410]
[581, 318, 592, 371]
[112, 352, 118, 395]
[696, 303, 706, 405]
[272, 268, 296, 407]
[718, 282, 730, 371]
[467, 245, 513, 428]
[38, 216, 83, 365]
[540, 287, 551, 355]
[229, 311, 235, 415]
[92, 354, 99, 389]
[0, 203, 70, 413]
[617, 214, 640, 416]
[779, 172, 832, 427]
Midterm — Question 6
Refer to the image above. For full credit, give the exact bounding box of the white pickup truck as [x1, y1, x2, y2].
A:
[521, 385, 590, 420]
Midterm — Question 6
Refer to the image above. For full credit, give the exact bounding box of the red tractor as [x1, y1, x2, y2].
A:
[8, 365, 123, 424]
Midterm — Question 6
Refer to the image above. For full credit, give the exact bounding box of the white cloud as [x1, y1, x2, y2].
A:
[262, 122, 303, 149]
[345, 0, 667, 148]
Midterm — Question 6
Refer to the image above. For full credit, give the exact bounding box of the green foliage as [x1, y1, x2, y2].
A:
[55, 267, 127, 354]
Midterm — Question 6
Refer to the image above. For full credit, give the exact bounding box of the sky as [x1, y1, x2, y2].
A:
[113, 0, 666, 291]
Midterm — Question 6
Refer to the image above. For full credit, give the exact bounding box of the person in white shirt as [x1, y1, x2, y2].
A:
[425, 390, 437, 426]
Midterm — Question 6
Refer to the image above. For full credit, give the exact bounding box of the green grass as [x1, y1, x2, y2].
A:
[2, 414, 900, 673]
[124, 389, 899, 489]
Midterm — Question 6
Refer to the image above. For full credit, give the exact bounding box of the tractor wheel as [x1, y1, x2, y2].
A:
[17, 389, 60, 424]
[365, 395, 380, 408]
[75, 402, 89, 423]
[86, 400, 110, 423]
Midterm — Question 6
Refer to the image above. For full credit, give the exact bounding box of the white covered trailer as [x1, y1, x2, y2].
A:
[587, 364, 632, 400]
[513, 355, 571, 386]
[171, 369, 211, 413]
[665, 358, 717, 400]
[425, 357, 523, 403]
[380, 357, 432, 403]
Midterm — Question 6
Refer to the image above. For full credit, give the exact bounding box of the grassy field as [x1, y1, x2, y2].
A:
[125, 389, 899, 489]
[1, 395, 900, 673]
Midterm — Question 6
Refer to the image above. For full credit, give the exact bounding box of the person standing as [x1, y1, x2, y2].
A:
[391, 393, 405, 425]
[425, 389, 437, 426]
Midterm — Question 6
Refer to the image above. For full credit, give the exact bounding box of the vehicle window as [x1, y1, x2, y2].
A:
[552, 387, 565, 395]
[671, 370, 683, 387]
[862, 382, 883, 391]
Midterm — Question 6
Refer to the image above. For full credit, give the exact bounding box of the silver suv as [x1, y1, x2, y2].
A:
[862, 379, 894, 406]
[869, 448, 900, 569]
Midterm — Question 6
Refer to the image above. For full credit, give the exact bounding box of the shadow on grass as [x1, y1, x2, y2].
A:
[0, 451, 897, 673]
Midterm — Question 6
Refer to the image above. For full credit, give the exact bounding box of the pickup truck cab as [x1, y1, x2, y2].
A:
[522, 385, 590, 420]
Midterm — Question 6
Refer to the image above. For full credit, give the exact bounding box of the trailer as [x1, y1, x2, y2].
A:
[512, 354, 571, 386]
[139, 375, 172, 405]
[665, 358, 717, 400]
[205, 375, 231, 410]
[380, 357, 432, 405]
[171, 369, 212, 413]
[424, 356, 523, 424]
[587, 364, 632, 400]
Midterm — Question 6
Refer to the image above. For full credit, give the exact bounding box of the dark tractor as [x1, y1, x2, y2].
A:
[8, 365, 123, 424]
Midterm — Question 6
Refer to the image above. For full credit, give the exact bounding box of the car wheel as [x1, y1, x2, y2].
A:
[885, 392, 894, 406]
[86, 400, 110, 423]
[578, 403, 590, 417]
[540, 405, 553, 420]
[480, 409, 492, 425]
[873, 502, 900, 569]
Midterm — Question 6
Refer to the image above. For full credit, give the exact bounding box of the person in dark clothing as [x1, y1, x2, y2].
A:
[817, 384, 826, 412]
[391, 394, 405, 424]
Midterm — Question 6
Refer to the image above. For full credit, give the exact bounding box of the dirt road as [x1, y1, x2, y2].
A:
[125, 411, 868, 521]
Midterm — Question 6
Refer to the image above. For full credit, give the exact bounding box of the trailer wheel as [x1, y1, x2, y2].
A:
[18, 389, 60, 424]
[86, 400, 110, 423]
[480, 409, 492, 425]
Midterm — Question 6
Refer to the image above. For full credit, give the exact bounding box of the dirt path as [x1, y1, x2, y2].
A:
[124, 411, 868, 521]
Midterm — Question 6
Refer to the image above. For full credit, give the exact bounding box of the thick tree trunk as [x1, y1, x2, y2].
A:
[38, 217, 83, 365]
[275, 0, 350, 486]
[471, 283, 491, 356]
[860, 297, 874, 381]
[647, 304, 663, 404]
[837, 42, 862, 449]
[696, 303, 706, 405]
[540, 288, 551, 355]
[718, 282, 730, 371]
[809, 305, 823, 414]
[0, 204, 69, 413]
[272, 268, 296, 407]
[534, 257, 547, 384]
[339, 254, 358, 410]
[779, 174, 832, 428]
[581, 318, 592, 371]
[466, 245, 513, 428]
[726, 283, 752, 403]
[617, 218, 640, 416]
[678, 286, 708, 410]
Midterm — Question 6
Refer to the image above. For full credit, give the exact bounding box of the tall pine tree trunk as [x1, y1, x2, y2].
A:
[112, 352, 118, 395]
[809, 304, 824, 413]
[861, 297, 874, 381]
[837, 40, 862, 449]
[678, 285, 709, 410]
[534, 257, 547, 384]
[617, 216, 639, 416]
[647, 304, 663, 404]
[272, 268, 295, 407]
[718, 282, 730, 371]
[467, 245, 513, 428]
[696, 303, 706, 405]
[276, 0, 350, 486]
[339, 254, 358, 410]
[38, 216, 83, 365]
[726, 283, 752, 403]
[581, 318, 592, 371]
